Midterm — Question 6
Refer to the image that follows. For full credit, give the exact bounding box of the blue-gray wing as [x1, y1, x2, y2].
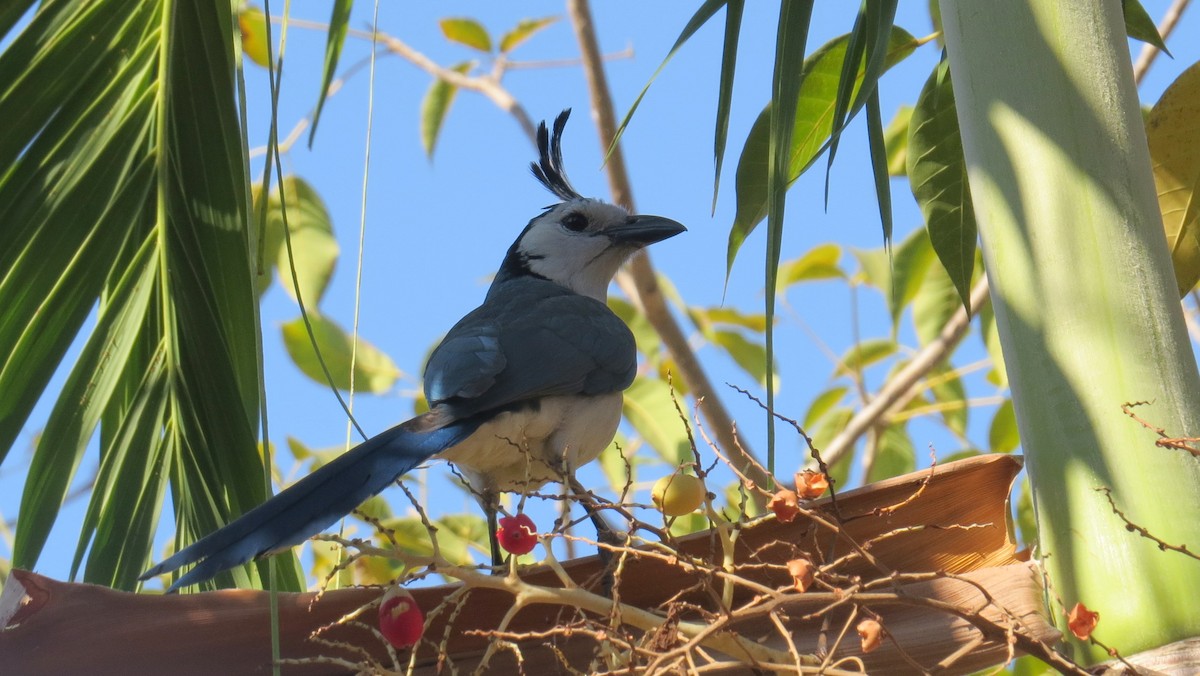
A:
[423, 278, 636, 419]
[423, 324, 505, 401]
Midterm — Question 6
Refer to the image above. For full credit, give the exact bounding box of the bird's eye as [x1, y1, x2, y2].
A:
[561, 212, 588, 232]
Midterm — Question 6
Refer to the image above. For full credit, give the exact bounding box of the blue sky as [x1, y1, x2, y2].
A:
[4, 1, 1197, 586]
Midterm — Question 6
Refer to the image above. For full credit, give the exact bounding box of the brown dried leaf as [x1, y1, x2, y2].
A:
[768, 489, 800, 523]
[786, 558, 815, 592]
[857, 618, 885, 653]
[794, 469, 830, 499]
[1067, 602, 1099, 640]
[1147, 61, 1200, 296]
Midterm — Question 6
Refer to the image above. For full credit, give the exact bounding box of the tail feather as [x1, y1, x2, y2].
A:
[140, 415, 479, 593]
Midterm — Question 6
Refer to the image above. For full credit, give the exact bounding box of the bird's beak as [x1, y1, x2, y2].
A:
[605, 215, 687, 247]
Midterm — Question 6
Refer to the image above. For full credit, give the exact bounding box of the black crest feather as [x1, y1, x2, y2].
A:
[530, 109, 582, 201]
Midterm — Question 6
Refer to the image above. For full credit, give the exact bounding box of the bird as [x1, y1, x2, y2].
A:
[139, 109, 685, 592]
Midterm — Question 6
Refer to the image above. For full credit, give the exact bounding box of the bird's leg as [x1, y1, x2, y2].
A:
[566, 474, 620, 596]
[482, 491, 506, 571]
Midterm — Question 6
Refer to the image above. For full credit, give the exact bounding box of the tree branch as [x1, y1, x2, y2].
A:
[820, 279, 991, 468]
[1131, 0, 1190, 85]
[564, 0, 773, 494]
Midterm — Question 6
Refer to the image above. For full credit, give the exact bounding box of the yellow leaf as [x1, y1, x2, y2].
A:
[1147, 61, 1200, 297]
[238, 6, 270, 67]
[439, 18, 492, 52]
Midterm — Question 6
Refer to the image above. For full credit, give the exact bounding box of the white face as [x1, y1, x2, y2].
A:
[518, 199, 639, 300]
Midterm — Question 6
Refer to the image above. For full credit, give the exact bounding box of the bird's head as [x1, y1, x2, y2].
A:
[495, 110, 685, 301]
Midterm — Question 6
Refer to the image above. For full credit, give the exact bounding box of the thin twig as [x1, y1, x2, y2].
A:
[1095, 486, 1200, 561]
[1121, 401, 1200, 457]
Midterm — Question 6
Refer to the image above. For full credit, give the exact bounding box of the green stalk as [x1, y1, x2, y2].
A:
[940, 1, 1200, 665]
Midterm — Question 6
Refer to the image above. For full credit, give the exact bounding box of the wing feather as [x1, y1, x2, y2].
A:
[423, 277, 635, 418]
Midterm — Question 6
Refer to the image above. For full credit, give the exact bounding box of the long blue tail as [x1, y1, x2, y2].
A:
[140, 414, 479, 593]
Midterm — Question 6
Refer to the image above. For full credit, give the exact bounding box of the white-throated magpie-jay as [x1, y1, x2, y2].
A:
[139, 110, 684, 592]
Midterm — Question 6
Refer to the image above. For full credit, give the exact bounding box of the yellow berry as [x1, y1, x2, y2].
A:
[651, 473, 705, 516]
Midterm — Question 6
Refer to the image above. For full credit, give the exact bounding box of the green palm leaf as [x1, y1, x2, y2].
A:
[0, 0, 302, 591]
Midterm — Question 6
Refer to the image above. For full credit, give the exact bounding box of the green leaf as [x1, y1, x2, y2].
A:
[77, 367, 171, 586]
[1015, 476, 1038, 550]
[883, 104, 913, 176]
[1122, 0, 1169, 54]
[852, 227, 936, 331]
[907, 59, 976, 312]
[387, 515, 486, 566]
[727, 26, 919, 274]
[804, 386, 848, 428]
[779, 243, 844, 286]
[1, 0, 303, 591]
[24, 239, 158, 579]
[808, 407, 854, 486]
[823, 0, 899, 211]
[866, 423, 915, 482]
[928, 361, 967, 436]
[852, 245, 891, 291]
[434, 514, 492, 561]
[989, 398, 1020, 454]
[353, 493, 395, 523]
[281, 314, 401, 393]
[0, 1, 36, 38]
[912, 255, 962, 345]
[765, 0, 816, 475]
[498, 16, 557, 53]
[622, 376, 691, 464]
[866, 89, 893, 245]
[252, 182, 285, 298]
[712, 329, 770, 386]
[610, 0, 730, 162]
[890, 229, 938, 330]
[420, 61, 473, 159]
[258, 177, 340, 306]
[1147, 60, 1200, 296]
[695, 306, 769, 332]
[712, 0, 745, 212]
[2, 6, 155, 467]
[609, 297, 662, 361]
[835, 338, 897, 376]
[286, 436, 328, 463]
[667, 511, 711, 537]
[1010, 655, 1055, 676]
[307, 0, 352, 147]
[310, 538, 357, 588]
[439, 17, 492, 53]
[724, 479, 761, 518]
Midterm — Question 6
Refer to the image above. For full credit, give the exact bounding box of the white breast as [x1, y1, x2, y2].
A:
[436, 392, 624, 495]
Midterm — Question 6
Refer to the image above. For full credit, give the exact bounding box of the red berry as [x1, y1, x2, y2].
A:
[378, 587, 424, 649]
[496, 513, 538, 555]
